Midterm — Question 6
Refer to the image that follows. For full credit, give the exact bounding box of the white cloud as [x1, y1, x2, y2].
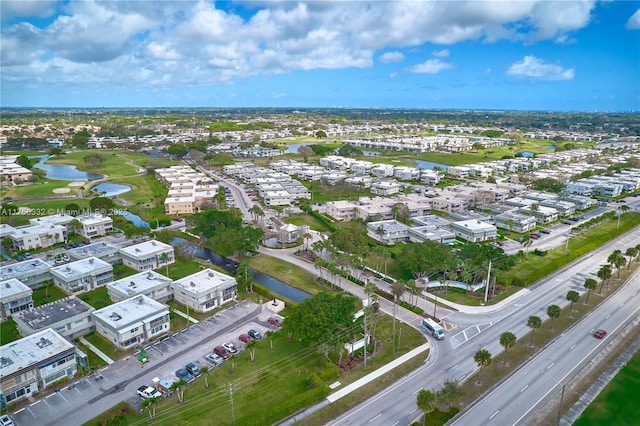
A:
[409, 59, 455, 74]
[506, 55, 575, 80]
[379, 51, 405, 63]
[626, 9, 640, 29]
[432, 49, 450, 57]
[0, 0, 56, 20]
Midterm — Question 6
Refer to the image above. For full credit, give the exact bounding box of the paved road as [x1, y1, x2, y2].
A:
[326, 227, 640, 426]
[451, 269, 640, 426]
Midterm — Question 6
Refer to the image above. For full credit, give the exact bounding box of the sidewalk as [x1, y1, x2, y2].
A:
[172, 307, 199, 324]
[78, 337, 115, 365]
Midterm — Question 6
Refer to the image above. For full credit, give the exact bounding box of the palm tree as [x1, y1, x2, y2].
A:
[613, 253, 626, 278]
[416, 389, 437, 426]
[499, 331, 516, 366]
[158, 252, 171, 276]
[625, 247, 638, 269]
[521, 235, 533, 257]
[566, 290, 580, 314]
[473, 349, 492, 384]
[597, 264, 612, 293]
[527, 316, 541, 346]
[246, 339, 257, 362]
[200, 366, 210, 388]
[265, 330, 274, 352]
[583, 278, 597, 304]
[141, 395, 160, 420]
[547, 304, 561, 330]
[171, 378, 187, 403]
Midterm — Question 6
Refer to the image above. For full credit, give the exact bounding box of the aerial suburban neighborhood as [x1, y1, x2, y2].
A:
[1, 1, 639, 426]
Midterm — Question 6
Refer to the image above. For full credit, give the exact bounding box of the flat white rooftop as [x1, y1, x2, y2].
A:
[16, 296, 94, 332]
[92, 295, 167, 328]
[69, 242, 120, 258]
[120, 240, 172, 258]
[51, 257, 111, 278]
[453, 219, 496, 231]
[108, 271, 172, 296]
[0, 328, 75, 377]
[173, 268, 236, 294]
[0, 259, 52, 281]
[77, 213, 111, 225]
[0, 278, 32, 299]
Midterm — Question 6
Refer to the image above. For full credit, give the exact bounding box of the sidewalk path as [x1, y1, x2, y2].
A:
[171, 307, 199, 324]
[78, 337, 115, 365]
[326, 343, 429, 403]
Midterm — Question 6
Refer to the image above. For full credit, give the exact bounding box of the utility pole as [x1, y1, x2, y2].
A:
[363, 303, 368, 368]
[229, 382, 235, 426]
[564, 233, 570, 255]
[556, 384, 565, 425]
[484, 260, 492, 303]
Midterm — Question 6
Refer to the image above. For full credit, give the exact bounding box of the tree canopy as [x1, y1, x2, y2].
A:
[166, 144, 188, 157]
[328, 223, 368, 256]
[283, 292, 357, 345]
[187, 209, 263, 256]
[89, 197, 114, 211]
[398, 239, 458, 280]
[83, 153, 104, 168]
[532, 178, 565, 193]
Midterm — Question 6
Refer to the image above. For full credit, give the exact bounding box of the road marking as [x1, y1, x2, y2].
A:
[368, 414, 382, 422]
[57, 392, 68, 402]
[547, 362, 555, 370]
[409, 409, 417, 414]
[520, 385, 529, 393]
[391, 422, 399, 426]
[570, 344, 576, 350]
[589, 328, 595, 333]
[75, 387, 82, 395]
[606, 314, 612, 319]
[99, 367, 109, 372]
[458, 374, 467, 382]
[489, 410, 500, 420]
[619, 303, 625, 308]
[412, 388, 422, 395]
[43, 398, 52, 409]
[447, 364, 458, 371]
[14, 408, 25, 415]
[84, 377, 95, 387]
[30, 400, 41, 407]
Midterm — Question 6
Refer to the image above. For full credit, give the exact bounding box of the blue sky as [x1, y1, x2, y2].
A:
[1, 0, 639, 111]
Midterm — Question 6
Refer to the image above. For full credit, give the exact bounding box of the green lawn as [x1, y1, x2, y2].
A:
[162, 254, 208, 280]
[247, 253, 327, 295]
[0, 320, 21, 345]
[82, 402, 145, 426]
[574, 351, 640, 426]
[6, 199, 92, 226]
[32, 284, 68, 306]
[74, 339, 108, 371]
[77, 287, 112, 310]
[113, 263, 138, 280]
[287, 212, 334, 233]
[83, 331, 123, 361]
[45, 150, 174, 179]
[3, 179, 80, 199]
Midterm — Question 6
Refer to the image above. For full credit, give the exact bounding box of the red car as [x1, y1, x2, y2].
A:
[593, 329, 607, 339]
[214, 345, 231, 359]
[239, 333, 254, 343]
[268, 317, 282, 327]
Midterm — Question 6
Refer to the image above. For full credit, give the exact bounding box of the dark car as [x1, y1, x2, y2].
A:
[529, 233, 540, 240]
[185, 362, 200, 376]
[14, 254, 24, 261]
[214, 345, 231, 359]
[248, 329, 262, 340]
[239, 333, 253, 343]
[175, 368, 193, 382]
[540, 229, 552, 234]
[268, 317, 282, 327]
[82, 240, 90, 245]
[594, 329, 607, 339]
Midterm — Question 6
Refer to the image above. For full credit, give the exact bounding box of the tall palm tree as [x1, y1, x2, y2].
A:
[171, 378, 187, 403]
[583, 278, 597, 304]
[597, 264, 612, 293]
[390, 280, 405, 352]
[246, 340, 257, 362]
[141, 396, 160, 420]
[566, 290, 580, 314]
[200, 366, 210, 388]
[527, 315, 541, 346]
[625, 247, 638, 269]
[499, 331, 516, 365]
[547, 304, 561, 330]
[416, 389, 437, 426]
[473, 349, 492, 384]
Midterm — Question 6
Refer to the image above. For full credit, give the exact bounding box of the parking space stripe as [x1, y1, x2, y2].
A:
[30, 400, 41, 407]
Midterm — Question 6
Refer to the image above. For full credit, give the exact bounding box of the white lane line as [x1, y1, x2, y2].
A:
[447, 364, 458, 371]
[409, 408, 417, 414]
[489, 410, 500, 420]
[14, 408, 25, 415]
[547, 362, 555, 370]
[57, 392, 68, 402]
[606, 314, 612, 319]
[391, 422, 399, 426]
[570, 344, 576, 350]
[46, 393, 57, 399]
[30, 400, 41, 407]
[43, 399, 52, 410]
[520, 385, 529, 393]
[99, 367, 109, 372]
[412, 388, 422, 395]
[368, 414, 382, 423]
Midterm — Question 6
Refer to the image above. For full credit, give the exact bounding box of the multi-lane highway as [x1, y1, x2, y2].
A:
[452, 268, 640, 426]
[328, 228, 640, 426]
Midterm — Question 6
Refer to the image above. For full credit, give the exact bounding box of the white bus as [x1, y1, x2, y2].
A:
[422, 318, 445, 340]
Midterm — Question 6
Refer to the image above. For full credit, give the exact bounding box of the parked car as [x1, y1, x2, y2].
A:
[268, 317, 282, 327]
[214, 345, 231, 359]
[529, 234, 540, 240]
[137, 385, 161, 399]
[176, 368, 193, 382]
[223, 342, 238, 354]
[205, 352, 224, 365]
[239, 333, 253, 343]
[14, 254, 24, 261]
[24, 252, 33, 259]
[594, 329, 607, 339]
[248, 329, 262, 340]
[82, 240, 90, 245]
[540, 229, 552, 234]
[185, 362, 200, 376]
[0, 414, 15, 426]
[562, 220, 573, 225]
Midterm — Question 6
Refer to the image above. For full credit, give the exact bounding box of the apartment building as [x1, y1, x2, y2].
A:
[76, 213, 113, 238]
[366, 220, 411, 245]
[14, 296, 95, 339]
[9, 223, 67, 250]
[107, 270, 173, 303]
[69, 241, 121, 265]
[450, 220, 497, 242]
[0, 259, 53, 289]
[50, 257, 114, 295]
[171, 269, 237, 314]
[119, 240, 174, 272]
[0, 278, 33, 320]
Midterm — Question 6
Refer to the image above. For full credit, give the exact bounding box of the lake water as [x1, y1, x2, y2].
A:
[92, 182, 131, 197]
[286, 142, 318, 153]
[31, 155, 103, 181]
[120, 211, 150, 228]
[412, 159, 449, 171]
[168, 237, 311, 302]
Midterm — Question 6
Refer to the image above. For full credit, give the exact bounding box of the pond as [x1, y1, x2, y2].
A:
[119, 211, 150, 228]
[286, 142, 318, 153]
[30, 155, 104, 181]
[412, 159, 449, 171]
[92, 182, 131, 197]
[168, 237, 311, 302]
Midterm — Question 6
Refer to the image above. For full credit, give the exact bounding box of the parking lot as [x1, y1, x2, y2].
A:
[11, 300, 283, 426]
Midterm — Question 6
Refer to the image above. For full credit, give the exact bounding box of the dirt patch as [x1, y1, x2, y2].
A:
[68, 181, 86, 187]
[53, 188, 71, 194]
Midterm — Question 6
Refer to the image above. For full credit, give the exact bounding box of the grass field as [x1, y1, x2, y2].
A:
[77, 286, 112, 310]
[287, 212, 334, 233]
[6, 199, 92, 226]
[247, 253, 327, 295]
[32, 284, 68, 306]
[0, 320, 21, 345]
[573, 350, 640, 426]
[3, 179, 80, 199]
